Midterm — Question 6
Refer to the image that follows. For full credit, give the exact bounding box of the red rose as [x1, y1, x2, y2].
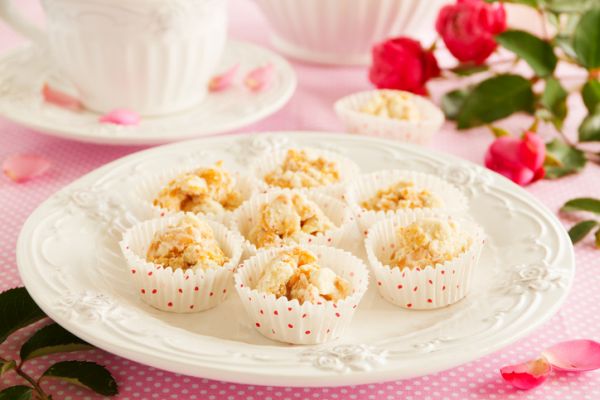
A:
[368, 37, 441, 95]
[436, 0, 507, 65]
[485, 132, 545, 186]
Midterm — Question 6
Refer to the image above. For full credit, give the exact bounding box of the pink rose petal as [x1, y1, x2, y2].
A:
[99, 109, 140, 126]
[244, 63, 274, 92]
[500, 358, 552, 390]
[2, 154, 51, 183]
[42, 83, 83, 111]
[542, 340, 600, 372]
[209, 64, 239, 92]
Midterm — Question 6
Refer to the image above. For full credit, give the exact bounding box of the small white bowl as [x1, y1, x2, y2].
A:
[334, 89, 445, 144]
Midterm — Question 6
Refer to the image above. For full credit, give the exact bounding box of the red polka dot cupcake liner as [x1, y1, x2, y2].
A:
[119, 213, 243, 313]
[343, 169, 469, 233]
[234, 245, 369, 345]
[365, 209, 485, 310]
[230, 188, 358, 258]
[334, 89, 445, 145]
[132, 163, 262, 224]
[250, 146, 361, 199]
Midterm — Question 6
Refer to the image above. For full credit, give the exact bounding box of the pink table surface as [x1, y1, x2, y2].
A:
[1, 1, 599, 399]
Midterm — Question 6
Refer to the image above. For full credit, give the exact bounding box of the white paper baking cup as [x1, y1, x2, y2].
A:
[365, 210, 485, 310]
[234, 245, 369, 344]
[344, 169, 469, 233]
[251, 147, 360, 199]
[230, 188, 357, 258]
[120, 213, 244, 313]
[334, 90, 445, 144]
[132, 164, 261, 224]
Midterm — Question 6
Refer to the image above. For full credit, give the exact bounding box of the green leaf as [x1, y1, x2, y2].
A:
[489, 125, 511, 138]
[0, 386, 33, 400]
[540, 77, 568, 128]
[595, 228, 600, 248]
[441, 88, 471, 121]
[555, 36, 578, 60]
[562, 197, 600, 214]
[450, 63, 489, 76]
[0, 287, 46, 345]
[42, 361, 118, 396]
[20, 323, 92, 362]
[544, 139, 587, 178]
[573, 7, 600, 68]
[485, 0, 538, 6]
[568, 220, 598, 244]
[578, 112, 600, 142]
[582, 80, 600, 114]
[496, 30, 557, 76]
[456, 75, 535, 129]
[0, 360, 16, 377]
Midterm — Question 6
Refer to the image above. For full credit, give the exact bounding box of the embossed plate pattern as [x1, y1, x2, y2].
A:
[17, 132, 574, 387]
[0, 42, 296, 145]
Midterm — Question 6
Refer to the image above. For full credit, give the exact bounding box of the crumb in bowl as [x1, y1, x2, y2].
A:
[153, 161, 242, 214]
[146, 214, 228, 270]
[249, 193, 334, 248]
[391, 218, 472, 270]
[264, 149, 340, 189]
[255, 247, 350, 304]
[360, 91, 420, 121]
[361, 181, 443, 212]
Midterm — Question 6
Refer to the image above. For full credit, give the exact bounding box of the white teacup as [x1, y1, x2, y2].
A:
[255, 0, 449, 65]
[0, 0, 228, 116]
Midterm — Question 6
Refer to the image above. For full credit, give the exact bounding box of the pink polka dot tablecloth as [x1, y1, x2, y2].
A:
[1, 1, 599, 399]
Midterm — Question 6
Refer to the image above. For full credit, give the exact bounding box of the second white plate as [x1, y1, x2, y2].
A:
[0, 41, 296, 145]
[17, 132, 574, 387]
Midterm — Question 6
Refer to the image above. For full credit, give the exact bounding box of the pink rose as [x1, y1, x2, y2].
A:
[485, 132, 546, 186]
[436, 0, 507, 65]
[369, 37, 441, 95]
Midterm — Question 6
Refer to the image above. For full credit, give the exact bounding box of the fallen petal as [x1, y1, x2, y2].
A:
[209, 64, 239, 92]
[542, 339, 600, 372]
[42, 83, 83, 111]
[500, 358, 551, 390]
[99, 109, 140, 126]
[244, 63, 274, 92]
[3, 154, 51, 183]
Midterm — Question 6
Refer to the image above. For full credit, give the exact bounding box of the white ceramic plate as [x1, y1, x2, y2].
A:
[0, 42, 296, 145]
[17, 132, 574, 387]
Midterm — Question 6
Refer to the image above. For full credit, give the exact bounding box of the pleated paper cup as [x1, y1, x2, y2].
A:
[120, 213, 244, 313]
[234, 245, 369, 344]
[343, 169, 469, 233]
[365, 210, 485, 310]
[251, 147, 360, 199]
[132, 164, 261, 224]
[334, 89, 444, 144]
[230, 188, 357, 258]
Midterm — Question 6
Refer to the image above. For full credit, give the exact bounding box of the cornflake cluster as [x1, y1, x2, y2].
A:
[264, 149, 340, 189]
[360, 91, 420, 121]
[154, 161, 242, 214]
[391, 218, 472, 270]
[361, 181, 443, 212]
[255, 247, 350, 304]
[249, 193, 334, 248]
[146, 215, 228, 270]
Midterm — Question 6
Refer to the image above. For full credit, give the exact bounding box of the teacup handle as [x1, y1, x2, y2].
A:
[0, 1, 46, 45]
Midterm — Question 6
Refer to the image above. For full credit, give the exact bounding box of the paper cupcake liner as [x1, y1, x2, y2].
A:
[250, 146, 361, 199]
[132, 163, 262, 225]
[334, 89, 444, 145]
[119, 213, 244, 313]
[365, 209, 485, 310]
[234, 245, 369, 344]
[230, 188, 357, 258]
[343, 169, 469, 233]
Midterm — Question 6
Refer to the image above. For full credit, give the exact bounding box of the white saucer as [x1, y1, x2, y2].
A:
[0, 41, 296, 145]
